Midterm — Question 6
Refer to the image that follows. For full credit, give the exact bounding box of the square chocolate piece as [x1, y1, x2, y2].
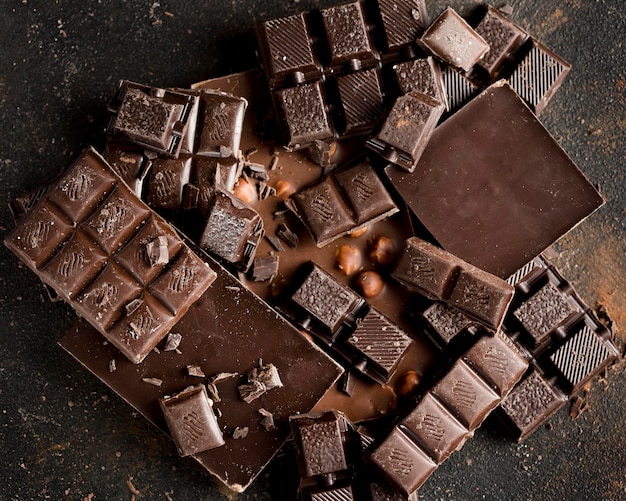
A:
[392, 57, 446, 103]
[385, 82, 603, 279]
[159, 384, 225, 457]
[336, 68, 385, 135]
[376, 0, 429, 52]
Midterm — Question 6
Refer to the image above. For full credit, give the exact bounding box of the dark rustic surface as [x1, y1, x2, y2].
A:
[1, 1, 624, 500]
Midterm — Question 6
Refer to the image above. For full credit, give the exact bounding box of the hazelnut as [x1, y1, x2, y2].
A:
[349, 226, 368, 238]
[274, 179, 296, 199]
[368, 235, 396, 266]
[232, 177, 256, 204]
[395, 370, 420, 398]
[335, 245, 361, 275]
[356, 270, 383, 298]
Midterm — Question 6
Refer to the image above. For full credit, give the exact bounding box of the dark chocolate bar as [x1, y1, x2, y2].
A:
[418, 7, 489, 73]
[385, 82, 604, 279]
[5, 147, 217, 364]
[287, 159, 398, 247]
[106, 81, 197, 157]
[392, 237, 514, 331]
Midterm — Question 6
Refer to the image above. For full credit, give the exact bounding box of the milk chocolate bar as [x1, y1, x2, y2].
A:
[287, 159, 398, 247]
[106, 81, 197, 157]
[278, 262, 413, 384]
[5, 147, 217, 364]
[367, 91, 445, 172]
[392, 237, 514, 331]
[370, 331, 528, 496]
[385, 82, 604, 279]
[59, 249, 343, 492]
[418, 7, 489, 73]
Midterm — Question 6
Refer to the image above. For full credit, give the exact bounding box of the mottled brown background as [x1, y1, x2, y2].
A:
[1, 1, 624, 499]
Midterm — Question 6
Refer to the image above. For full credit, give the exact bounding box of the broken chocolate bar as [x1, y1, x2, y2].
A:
[5, 147, 217, 364]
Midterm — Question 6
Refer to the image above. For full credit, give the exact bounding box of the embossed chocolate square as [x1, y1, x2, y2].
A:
[159, 384, 225, 457]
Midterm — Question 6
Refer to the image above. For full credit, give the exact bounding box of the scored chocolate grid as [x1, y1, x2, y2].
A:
[549, 324, 615, 389]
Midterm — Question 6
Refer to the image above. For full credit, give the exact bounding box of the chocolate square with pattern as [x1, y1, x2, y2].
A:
[334, 160, 397, 226]
[431, 359, 499, 430]
[40, 230, 108, 300]
[83, 186, 151, 253]
[370, 427, 436, 497]
[422, 302, 474, 346]
[401, 392, 469, 463]
[105, 142, 147, 196]
[48, 151, 117, 221]
[499, 368, 566, 442]
[5, 202, 72, 269]
[146, 156, 192, 212]
[320, 1, 376, 69]
[192, 156, 240, 196]
[440, 65, 480, 112]
[336, 68, 384, 135]
[109, 294, 175, 364]
[115, 215, 183, 286]
[290, 177, 354, 247]
[257, 13, 320, 88]
[376, 0, 429, 52]
[159, 384, 225, 457]
[392, 57, 445, 103]
[150, 247, 217, 315]
[78, 263, 142, 329]
[464, 332, 528, 397]
[275, 82, 333, 149]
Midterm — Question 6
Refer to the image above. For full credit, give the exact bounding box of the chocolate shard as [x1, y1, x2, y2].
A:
[250, 254, 279, 282]
[276, 223, 299, 249]
[159, 384, 225, 457]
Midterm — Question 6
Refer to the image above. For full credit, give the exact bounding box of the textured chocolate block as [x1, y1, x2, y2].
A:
[159, 384, 225, 457]
[106, 81, 197, 157]
[419, 8, 489, 72]
[145, 157, 192, 212]
[508, 39, 571, 115]
[5, 147, 217, 364]
[421, 301, 475, 346]
[392, 57, 445, 103]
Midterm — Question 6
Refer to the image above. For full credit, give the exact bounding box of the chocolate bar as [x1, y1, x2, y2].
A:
[4, 147, 217, 364]
[366, 91, 445, 172]
[385, 82, 604, 279]
[370, 331, 528, 496]
[392, 237, 514, 331]
[59, 248, 343, 492]
[278, 262, 413, 385]
[418, 7, 489, 73]
[106, 81, 197, 157]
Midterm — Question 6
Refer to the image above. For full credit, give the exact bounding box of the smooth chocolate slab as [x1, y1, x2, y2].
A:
[385, 82, 604, 279]
[59, 252, 343, 492]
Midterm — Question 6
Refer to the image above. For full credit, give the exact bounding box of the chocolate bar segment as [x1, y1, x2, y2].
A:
[376, 0, 429, 53]
[392, 57, 445, 103]
[106, 81, 197, 157]
[418, 8, 489, 72]
[159, 384, 225, 457]
[335, 68, 385, 135]
[392, 237, 514, 330]
[5, 147, 217, 364]
[385, 82, 604, 279]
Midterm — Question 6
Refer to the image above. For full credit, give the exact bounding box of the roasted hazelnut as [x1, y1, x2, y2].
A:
[232, 177, 256, 204]
[368, 235, 396, 266]
[356, 270, 383, 298]
[349, 226, 368, 238]
[395, 370, 420, 398]
[335, 245, 362, 275]
[274, 179, 296, 199]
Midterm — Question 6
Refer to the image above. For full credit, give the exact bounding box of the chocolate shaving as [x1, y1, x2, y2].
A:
[206, 382, 221, 403]
[142, 377, 163, 387]
[108, 359, 116, 373]
[163, 332, 182, 351]
[265, 235, 285, 252]
[258, 408, 275, 430]
[145, 235, 169, 266]
[570, 395, 589, 420]
[210, 372, 239, 383]
[187, 365, 206, 377]
[276, 223, 299, 249]
[233, 426, 249, 439]
[268, 155, 279, 171]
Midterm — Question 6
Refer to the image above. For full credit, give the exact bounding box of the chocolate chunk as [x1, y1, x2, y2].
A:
[276, 223, 299, 249]
[335, 68, 385, 135]
[106, 81, 197, 157]
[258, 408, 275, 431]
[5, 147, 216, 364]
[367, 91, 445, 172]
[385, 82, 603, 279]
[187, 365, 205, 377]
[265, 234, 286, 252]
[392, 57, 445, 103]
[199, 187, 263, 271]
[142, 377, 164, 387]
[159, 384, 224, 456]
[418, 8, 489, 72]
[105, 142, 148, 196]
[508, 39, 571, 115]
[250, 254, 279, 282]
[422, 301, 475, 346]
[376, 0, 429, 53]
[233, 427, 249, 439]
[145, 156, 192, 213]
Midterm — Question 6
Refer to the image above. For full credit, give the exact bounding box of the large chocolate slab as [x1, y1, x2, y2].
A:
[59, 254, 343, 492]
[385, 81, 603, 279]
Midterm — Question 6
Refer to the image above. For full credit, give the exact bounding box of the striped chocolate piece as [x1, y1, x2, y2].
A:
[336, 68, 385, 135]
[440, 65, 480, 112]
[376, 0, 429, 52]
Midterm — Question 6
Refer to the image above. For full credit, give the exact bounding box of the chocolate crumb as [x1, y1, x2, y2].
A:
[163, 332, 182, 351]
[108, 359, 116, 373]
[206, 382, 221, 403]
[187, 365, 205, 377]
[153, 347, 161, 354]
[210, 372, 239, 383]
[570, 396, 589, 420]
[276, 223, 299, 249]
[127, 476, 140, 496]
[258, 408, 275, 430]
[265, 235, 285, 252]
[238, 380, 267, 403]
[142, 377, 163, 387]
[233, 426, 249, 439]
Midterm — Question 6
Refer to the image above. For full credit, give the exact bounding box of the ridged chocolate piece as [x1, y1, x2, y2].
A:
[5, 147, 217, 364]
[256, 13, 321, 89]
[499, 368, 566, 442]
[440, 65, 480, 112]
[336, 68, 385, 135]
[419, 8, 489, 72]
[474, 5, 528, 79]
[159, 384, 224, 457]
[310, 486, 355, 501]
[367, 91, 445, 172]
[376, 0, 429, 52]
[508, 40, 571, 115]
